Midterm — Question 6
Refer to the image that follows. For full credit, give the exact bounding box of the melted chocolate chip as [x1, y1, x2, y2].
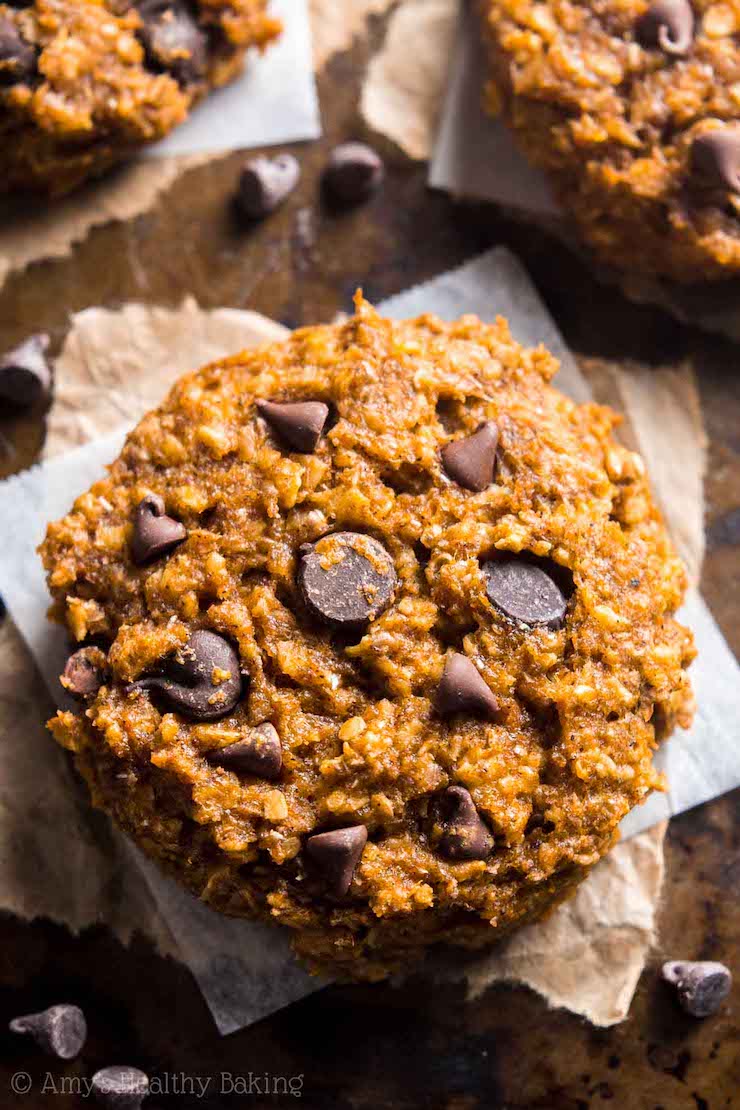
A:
[131, 493, 187, 565]
[9, 1004, 87, 1060]
[206, 722, 282, 780]
[662, 960, 732, 1017]
[298, 531, 397, 628]
[305, 825, 367, 896]
[237, 153, 300, 220]
[137, 0, 206, 85]
[432, 785, 494, 861]
[0, 333, 51, 407]
[441, 421, 499, 491]
[91, 1065, 149, 1109]
[436, 653, 500, 720]
[323, 142, 384, 205]
[636, 0, 694, 56]
[61, 647, 107, 700]
[256, 398, 329, 453]
[690, 128, 740, 194]
[0, 16, 35, 85]
[131, 630, 242, 721]
[482, 556, 567, 629]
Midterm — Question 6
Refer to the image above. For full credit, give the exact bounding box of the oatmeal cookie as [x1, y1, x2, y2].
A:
[479, 0, 740, 282]
[0, 0, 281, 195]
[41, 295, 695, 980]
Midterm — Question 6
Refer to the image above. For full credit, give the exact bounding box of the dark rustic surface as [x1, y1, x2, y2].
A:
[0, 17, 738, 1110]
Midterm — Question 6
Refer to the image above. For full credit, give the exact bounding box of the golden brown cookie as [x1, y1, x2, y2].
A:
[479, 0, 740, 282]
[41, 296, 695, 980]
[0, 0, 281, 195]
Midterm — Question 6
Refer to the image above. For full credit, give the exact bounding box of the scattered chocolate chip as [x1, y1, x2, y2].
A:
[482, 556, 567, 629]
[305, 825, 367, 896]
[237, 153, 300, 220]
[432, 785, 494, 861]
[91, 1065, 149, 1109]
[206, 722, 282, 780]
[0, 333, 51, 407]
[662, 960, 732, 1017]
[9, 1004, 87, 1060]
[441, 421, 499, 492]
[298, 531, 397, 628]
[256, 398, 329, 454]
[137, 0, 206, 85]
[436, 653, 500, 720]
[690, 128, 740, 194]
[131, 493, 187, 565]
[131, 630, 242, 721]
[636, 0, 694, 56]
[0, 17, 36, 85]
[323, 142, 384, 205]
[61, 646, 107, 700]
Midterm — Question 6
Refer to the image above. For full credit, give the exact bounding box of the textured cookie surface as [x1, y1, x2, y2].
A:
[42, 296, 695, 980]
[0, 0, 280, 195]
[479, 0, 740, 282]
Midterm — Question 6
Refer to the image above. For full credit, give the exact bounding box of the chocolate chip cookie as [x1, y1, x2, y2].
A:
[0, 0, 281, 195]
[479, 0, 740, 282]
[41, 296, 695, 980]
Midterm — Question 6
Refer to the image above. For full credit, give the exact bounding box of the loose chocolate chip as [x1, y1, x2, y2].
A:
[131, 630, 242, 721]
[91, 1065, 149, 1109]
[636, 0, 694, 56]
[0, 17, 36, 85]
[61, 647, 107, 700]
[207, 722, 282, 780]
[482, 556, 567, 629]
[0, 334, 51, 407]
[441, 421, 499, 492]
[690, 128, 740, 194]
[436, 653, 500, 720]
[237, 153, 300, 220]
[662, 960, 732, 1017]
[9, 1004, 87, 1060]
[305, 825, 367, 896]
[298, 531, 397, 628]
[131, 493, 187, 565]
[256, 398, 329, 453]
[433, 785, 494, 861]
[137, 0, 206, 85]
[323, 142, 384, 205]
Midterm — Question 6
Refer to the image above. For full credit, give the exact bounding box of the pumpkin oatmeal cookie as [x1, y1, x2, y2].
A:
[0, 0, 281, 195]
[479, 0, 740, 282]
[41, 296, 695, 980]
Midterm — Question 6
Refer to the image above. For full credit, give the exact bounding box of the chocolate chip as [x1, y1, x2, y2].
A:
[206, 722, 282, 780]
[61, 647, 107, 700]
[237, 154, 300, 220]
[482, 556, 567, 629]
[436, 653, 500, 720]
[91, 1065, 149, 1109]
[256, 398, 329, 454]
[0, 334, 51, 407]
[0, 17, 36, 85]
[298, 531, 397, 628]
[137, 0, 206, 85]
[323, 142, 384, 205]
[662, 960, 732, 1017]
[305, 825, 367, 896]
[131, 630, 242, 721]
[9, 1004, 87, 1059]
[131, 493, 187, 565]
[441, 421, 499, 491]
[432, 785, 494, 861]
[636, 0, 694, 56]
[690, 128, 740, 195]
